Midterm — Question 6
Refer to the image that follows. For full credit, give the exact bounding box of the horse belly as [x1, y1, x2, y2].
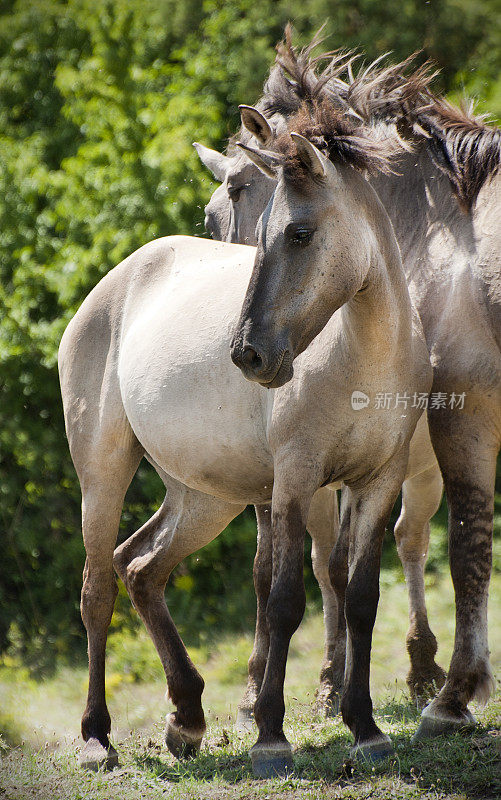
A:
[118, 258, 274, 504]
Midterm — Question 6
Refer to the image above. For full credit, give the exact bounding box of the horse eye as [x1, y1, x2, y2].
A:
[228, 186, 244, 202]
[290, 228, 315, 246]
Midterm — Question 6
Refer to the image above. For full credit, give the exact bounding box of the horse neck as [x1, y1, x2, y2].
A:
[370, 144, 477, 283]
[472, 172, 501, 274]
[340, 176, 414, 358]
[369, 142, 501, 354]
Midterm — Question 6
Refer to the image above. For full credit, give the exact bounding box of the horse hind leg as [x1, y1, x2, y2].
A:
[395, 464, 446, 705]
[77, 431, 143, 770]
[236, 504, 272, 733]
[307, 487, 343, 716]
[113, 474, 243, 759]
[327, 489, 351, 716]
[414, 409, 497, 740]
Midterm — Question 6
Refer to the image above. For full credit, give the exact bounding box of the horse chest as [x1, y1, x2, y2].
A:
[268, 348, 420, 484]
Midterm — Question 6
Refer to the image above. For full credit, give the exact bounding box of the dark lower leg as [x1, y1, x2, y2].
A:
[238, 505, 272, 720]
[342, 557, 385, 744]
[326, 501, 350, 708]
[394, 466, 445, 700]
[143, 594, 206, 731]
[74, 437, 143, 768]
[397, 533, 439, 686]
[308, 489, 341, 713]
[405, 609, 445, 701]
[341, 464, 405, 751]
[415, 413, 497, 735]
[114, 490, 240, 744]
[80, 561, 118, 747]
[434, 478, 494, 712]
[114, 505, 203, 731]
[123, 553, 206, 734]
[253, 501, 307, 747]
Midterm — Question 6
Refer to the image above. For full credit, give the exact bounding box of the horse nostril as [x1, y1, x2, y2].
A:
[242, 346, 263, 371]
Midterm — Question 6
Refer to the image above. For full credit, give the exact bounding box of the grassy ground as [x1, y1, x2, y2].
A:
[1, 565, 500, 799]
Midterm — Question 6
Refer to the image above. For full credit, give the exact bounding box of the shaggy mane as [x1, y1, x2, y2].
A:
[416, 96, 501, 208]
[275, 99, 402, 183]
[345, 55, 436, 123]
[271, 25, 435, 123]
[264, 22, 354, 116]
[272, 30, 501, 207]
[234, 25, 501, 207]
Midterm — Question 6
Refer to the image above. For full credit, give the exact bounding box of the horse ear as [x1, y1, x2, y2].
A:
[290, 132, 327, 180]
[239, 105, 274, 146]
[236, 141, 282, 179]
[193, 142, 229, 182]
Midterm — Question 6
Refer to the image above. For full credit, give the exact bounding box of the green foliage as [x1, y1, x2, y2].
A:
[0, 0, 500, 674]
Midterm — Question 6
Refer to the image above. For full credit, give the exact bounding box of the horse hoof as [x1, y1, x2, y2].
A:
[79, 738, 119, 771]
[165, 714, 203, 760]
[250, 741, 294, 778]
[235, 708, 255, 734]
[350, 735, 394, 762]
[412, 706, 476, 742]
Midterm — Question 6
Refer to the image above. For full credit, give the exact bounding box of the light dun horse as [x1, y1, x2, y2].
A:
[197, 34, 500, 741]
[197, 50, 445, 726]
[59, 105, 430, 775]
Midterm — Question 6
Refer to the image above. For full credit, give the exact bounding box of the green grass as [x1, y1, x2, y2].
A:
[0, 569, 500, 799]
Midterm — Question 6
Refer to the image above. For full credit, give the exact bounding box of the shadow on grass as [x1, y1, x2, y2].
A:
[374, 697, 422, 722]
[131, 748, 252, 783]
[295, 727, 499, 796]
[294, 722, 499, 798]
[130, 717, 500, 798]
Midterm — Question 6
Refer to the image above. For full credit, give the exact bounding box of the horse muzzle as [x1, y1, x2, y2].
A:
[230, 337, 293, 388]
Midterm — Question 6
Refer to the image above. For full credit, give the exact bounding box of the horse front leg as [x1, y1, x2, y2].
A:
[341, 454, 407, 760]
[250, 471, 315, 777]
[414, 405, 497, 739]
[236, 504, 272, 733]
[238, 487, 340, 732]
[308, 486, 343, 716]
[395, 465, 446, 704]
